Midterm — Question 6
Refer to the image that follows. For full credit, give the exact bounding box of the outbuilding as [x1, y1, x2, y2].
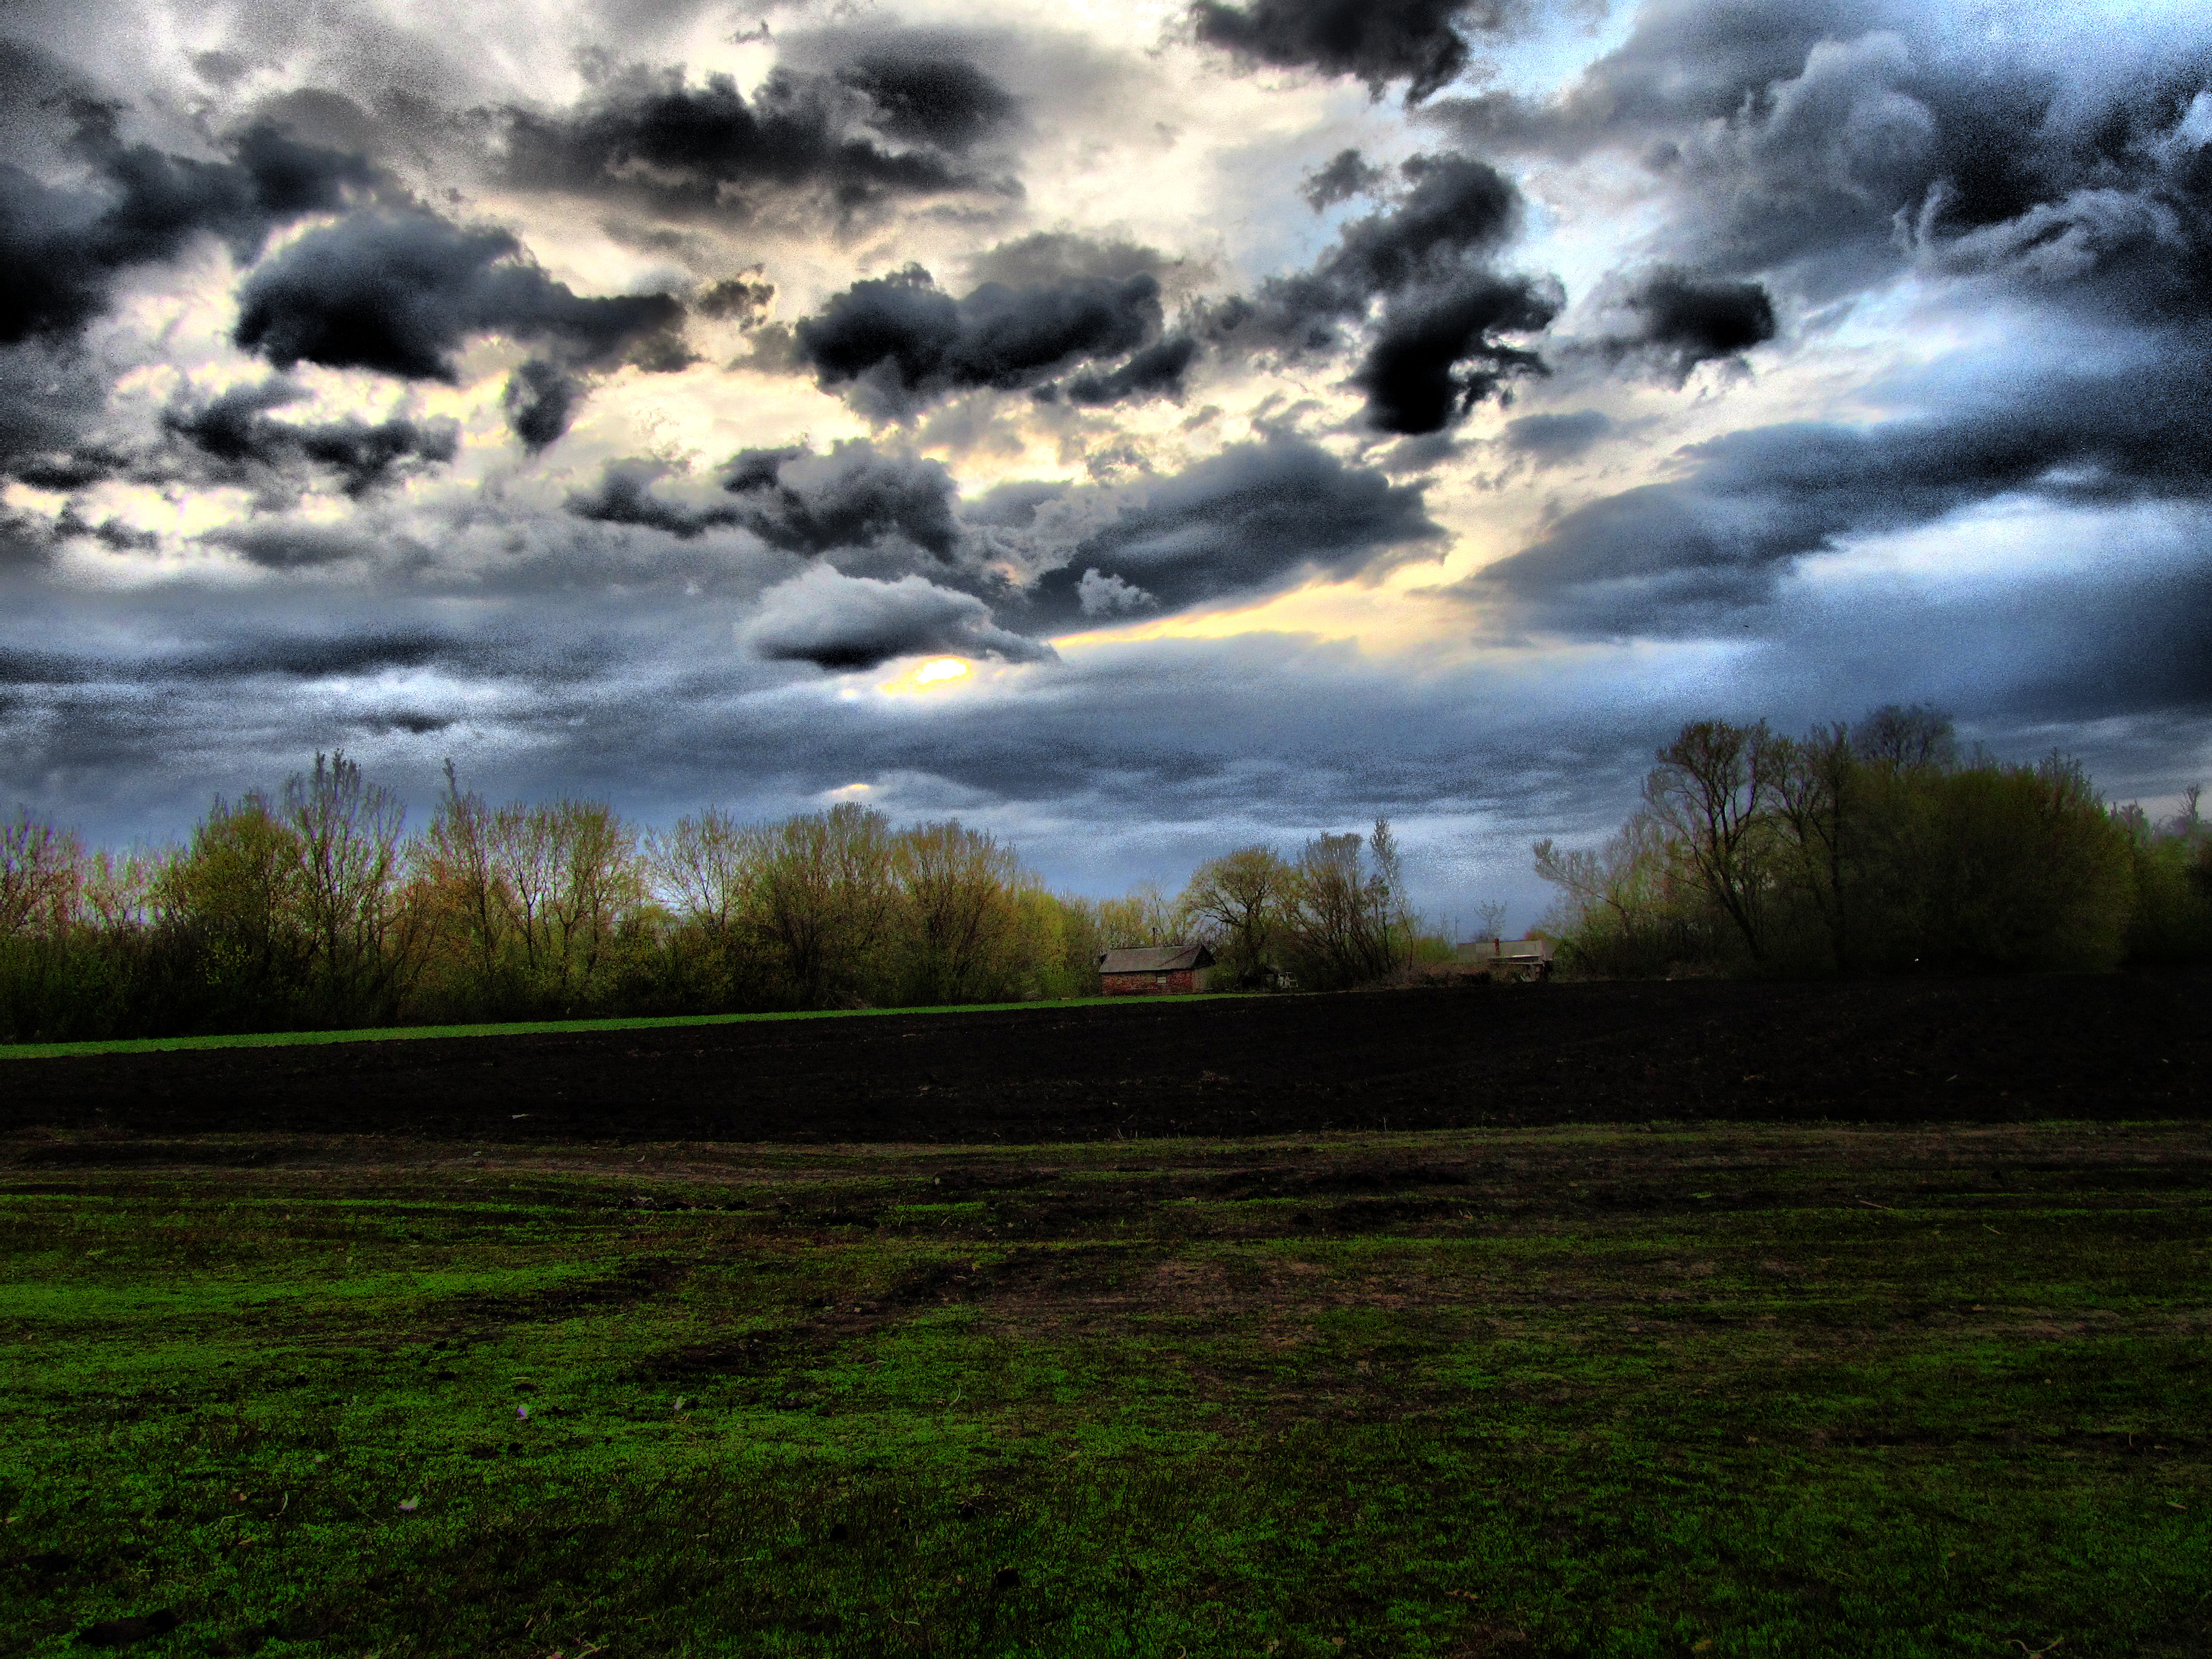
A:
[1453, 935, 1555, 979]
[1097, 944, 1216, 995]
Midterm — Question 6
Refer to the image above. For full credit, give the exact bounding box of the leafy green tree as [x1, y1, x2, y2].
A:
[750, 803, 899, 1007]
[1178, 845, 1290, 988]
[893, 819, 1026, 1004]
[155, 794, 311, 1027]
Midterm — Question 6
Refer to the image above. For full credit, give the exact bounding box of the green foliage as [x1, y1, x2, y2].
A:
[5, 760, 1317, 1041]
[1538, 708, 2201, 978]
[1178, 846, 1289, 989]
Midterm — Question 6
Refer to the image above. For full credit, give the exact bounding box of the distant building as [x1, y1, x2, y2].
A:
[1453, 936, 1554, 979]
[1097, 944, 1216, 995]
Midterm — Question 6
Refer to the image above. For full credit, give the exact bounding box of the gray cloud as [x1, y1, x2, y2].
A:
[233, 208, 685, 381]
[568, 440, 966, 567]
[742, 566, 1056, 671]
[570, 431, 1443, 633]
[1500, 409, 1610, 465]
[1465, 345, 2212, 633]
[0, 100, 378, 346]
[1058, 335, 1200, 406]
[1022, 435, 1445, 625]
[164, 378, 460, 496]
[792, 264, 1176, 418]
[493, 57, 1020, 223]
[1189, 0, 1523, 103]
[502, 358, 585, 452]
[1443, 3, 2212, 313]
[1606, 266, 1777, 380]
[1213, 152, 1558, 432]
[1299, 146, 1386, 210]
[964, 231, 1180, 290]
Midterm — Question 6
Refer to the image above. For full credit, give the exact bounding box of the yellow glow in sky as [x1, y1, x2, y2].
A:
[875, 656, 975, 696]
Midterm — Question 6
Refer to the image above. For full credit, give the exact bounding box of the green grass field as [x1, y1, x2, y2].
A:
[0, 995, 1249, 1065]
[3, 1123, 2206, 1656]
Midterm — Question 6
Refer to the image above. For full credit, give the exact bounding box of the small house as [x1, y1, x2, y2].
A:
[1097, 944, 1216, 995]
[1453, 935, 1554, 979]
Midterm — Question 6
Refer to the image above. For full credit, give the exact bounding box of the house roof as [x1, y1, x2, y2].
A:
[1097, 944, 1215, 974]
[1454, 936, 1552, 959]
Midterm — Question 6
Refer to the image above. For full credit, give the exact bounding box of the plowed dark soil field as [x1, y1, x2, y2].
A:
[6, 968, 2207, 1146]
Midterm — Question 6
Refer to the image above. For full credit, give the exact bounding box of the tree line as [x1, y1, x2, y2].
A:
[0, 758, 1448, 1043]
[1534, 707, 2212, 978]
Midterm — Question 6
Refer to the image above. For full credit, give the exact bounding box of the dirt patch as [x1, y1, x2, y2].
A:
[4, 970, 2208, 1148]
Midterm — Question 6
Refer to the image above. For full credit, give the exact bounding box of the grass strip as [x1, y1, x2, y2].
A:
[0, 993, 1251, 1064]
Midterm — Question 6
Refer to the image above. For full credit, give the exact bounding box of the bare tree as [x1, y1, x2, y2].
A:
[1852, 704, 1957, 771]
[1768, 724, 1858, 970]
[281, 752, 421, 1015]
[1643, 720, 1784, 963]
[1534, 814, 1671, 940]
[1280, 829, 1400, 989]
[420, 762, 509, 985]
[647, 807, 754, 945]
[1, 811, 82, 939]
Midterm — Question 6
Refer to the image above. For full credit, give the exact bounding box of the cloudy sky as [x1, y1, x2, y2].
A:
[2, 0, 2207, 925]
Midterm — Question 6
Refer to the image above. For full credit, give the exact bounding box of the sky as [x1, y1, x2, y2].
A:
[1, 0, 2208, 929]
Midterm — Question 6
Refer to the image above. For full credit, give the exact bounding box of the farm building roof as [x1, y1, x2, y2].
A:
[1097, 944, 1215, 974]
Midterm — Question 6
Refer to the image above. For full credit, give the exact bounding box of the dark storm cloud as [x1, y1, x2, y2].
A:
[694, 270, 775, 324]
[568, 441, 966, 563]
[1059, 335, 1199, 406]
[1217, 153, 1554, 433]
[832, 52, 1021, 150]
[743, 567, 1055, 671]
[565, 461, 747, 540]
[185, 627, 477, 679]
[232, 209, 684, 381]
[493, 58, 1018, 222]
[164, 378, 460, 496]
[572, 433, 1443, 631]
[1607, 267, 1777, 379]
[203, 520, 390, 570]
[1352, 272, 1555, 434]
[1022, 435, 1444, 625]
[728, 442, 965, 560]
[792, 265, 1173, 417]
[0, 100, 377, 346]
[502, 358, 584, 452]
[1465, 347, 2212, 634]
[1300, 146, 1386, 210]
[1298, 152, 1520, 302]
[0, 625, 473, 685]
[1189, 0, 1522, 103]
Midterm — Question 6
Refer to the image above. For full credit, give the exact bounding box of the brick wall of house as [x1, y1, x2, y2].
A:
[1100, 968, 1202, 995]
